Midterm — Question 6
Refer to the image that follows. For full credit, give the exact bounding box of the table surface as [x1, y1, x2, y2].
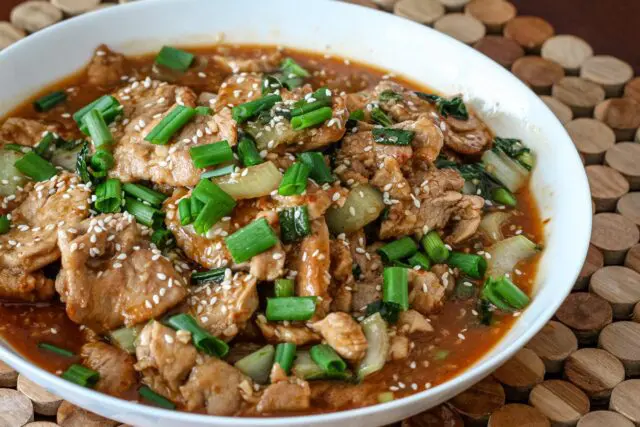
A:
[2, 0, 640, 74]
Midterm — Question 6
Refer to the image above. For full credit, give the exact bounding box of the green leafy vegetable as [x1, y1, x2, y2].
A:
[365, 300, 402, 323]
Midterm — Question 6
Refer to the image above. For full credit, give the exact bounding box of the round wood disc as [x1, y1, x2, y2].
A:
[599, 322, 640, 377]
[503, 16, 554, 52]
[50, 0, 101, 15]
[555, 292, 612, 344]
[57, 401, 119, 427]
[551, 77, 606, 117]
[511, 56, 565, 95]
[606, 144, 640, 190]
[625, 244, 640, 274]
[449, 376, 505, 423]
[0, 361, 18, 388]
[541, 35, 594, 74]
[590, 266, 640, 319]
[342, 0, 379, 8]
[529, 380, 590, 427]
[609, 380, 640, 425]
[373, 0, 399, 11]
[17, 374, 63, 416]
[493, 348, 545, 401]
[580, 56, 634, 98]
[10, 1, 63, 33]
[526, 321, 578, 374]
[25, 422, 62, 427]
[564, 348, 625, 402]
[464, 0, 517, 33]
[577, 411, 635, 427]
[624, 77, 640, 104]
[402, 404, 464, 427]
[540, 95, 573, 124]
[488, 404, 550, 427]
[0, 21, 26, 51]
[617, 192, 640, 228]
[574, 245, 605, 291]
[591, 213, 640, 265]
[437, 0, 471, 12]
[586, 165, 629, 212]
[473, 36, 524, 68]
[0, 388, 34, 426]
[434, 13, 486, 44]
[594, 99, 640, 142]
[565, 118, 616, 165]
[394, 0, 444, 25]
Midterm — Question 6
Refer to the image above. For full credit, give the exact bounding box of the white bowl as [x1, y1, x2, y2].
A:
[0, 0, 591, 426]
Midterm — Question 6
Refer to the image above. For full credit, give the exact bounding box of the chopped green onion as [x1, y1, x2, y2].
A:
[237, 138, 263, 167]
[310, 344, 347, 373]
[74, 95, 121, 134]
[139, 385, 176, 409]
[372, 128, 414, 146]
[191, 268, 227, 285]
[90, 149, 115, 172]
[37, 342, 74, 357]
[3, 143, 29, 153]
[281, 57, 310, 78]
[232, 94, 281, 124]
[191, 179, 235, 205]
[195, 106, 212, 115]
[278, 162, 310, 196]
[492, 187, 517, 207]
[379, 90, 403, 103]
[33, 91, 66, 112]
[145, 105, 196, 145]
[83, 109, 113, 149]
[274, 343, 296, 375]
[190, 196, 204, 217]
[421, 231, 449, 263]
[290, 106, 333, 130]
[200, 164, 236, 179]
[34, 132, 55, 159]
[378, 392, 395, 403]
[349, 109, 365, 121]
[383, 267, 409, 311]
[0, 216, 10, 234]
[371, 107, 393, 126]
[189, 140, 233, 169]
[178, 198, 193, 225]
[434, 349, 450, 361]
[299, 152, 334, 184]
[365, 300, 402, 323]
[274, 278, 294, 298]
[278, 206, 311, 244]
[262, 74, 283, 95]
[290, 98, 332, 117]
[265, 296, 317, 321]
[76, 142, 92, 183]
[193, 200, 230, 234]
[14, 152, 57, 182]
[407, 252, 431, 270]
[482, 276, 530, 311]
[224, 217, 278, 263]
[124, 197, 164, 229]
[447, 252, 487, 279]
[155, 46, 194, 72]
[94, 178, 122, 213]
[61, 364, 99, 388]
[166, 314, 229, 357]
[377, 237, 418, 263]
[122, 183, 167, 207]
[151, 227, 174, 250]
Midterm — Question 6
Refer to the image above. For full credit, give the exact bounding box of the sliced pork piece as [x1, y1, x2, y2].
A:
[256, 317, 321, 346]
[272, 181, 335, 220]
[397, 309, 434, 334]
[0, 173, 90, 301]
[329, 240, 354, 313]
[294, 218, 331, 316]
[408, 270, 446, 316]
[388, 335, 410, 361]
[87, 45, 126, 87]
[288, 95, 348, 152]
[350, 280, 382, 313]
[370, 157, 412, 201]
[214, 73, 263, 111]
[250, 241, 285, 281]
[56, 213, 188, 332]
[212, 51, 282, 74]
[80, 342, 136, 396]
[0, 118, 61, 147]
[394, 114, 444, 164]
[257, 379, 311, 413]
[310, 312, 367, 362]
[442, 111, 492, 156]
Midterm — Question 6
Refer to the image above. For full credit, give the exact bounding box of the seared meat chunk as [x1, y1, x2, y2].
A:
[311, 312, 367, 362]
[80, 342, 136, 396]
[370, 157, 412, 201]
[214, 73, 263, 110]
[408, 270, 446, 316]
[388, 335, 410, 361]
[443, 113, 492, 155]
[257, 379, 311, 413]
[212, 51, 282, 74]
[346, 81, 434, 123]
[395, 114, 444, 164]
[0, 118, 61, 147]
[250, 241, 285, 281]
[288, 95, 348, 152]
[256, 317, 321, 346]
[351, 280, 382, 313]
[329, 240, 354, 313]
[0, 173, 90, 301]
[87, 45, 126, 87]
[398, 310, 433, 334]
[272, 181, 336, 220]
[56, 214, 188, 332]
[187, 270, 258, 341]
[293, 218, 331, 316]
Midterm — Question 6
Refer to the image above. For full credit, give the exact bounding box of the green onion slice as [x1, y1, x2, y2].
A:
[482, 276, 530, 311]
[38, 342, 75, 357]
[383, 267, 409, 311]
[278, 205, 311, 244]
[299, 152, 334, 184]
[371, 107, 393, 127]
[232, 94, 282, 124]
[0, 216, 10, 235]
[166, 314, 229, 357]
[201, 164, 236, 179]
[155, 46, 194, 72]
[61, 364, 99, 388]
[94, 178, 122, 213]
[124, 197, 165, 229]
[122, 183, 167, 207]
[90, 149, 115, 172]
[290, 106, 333, 130]
[278, 162, 310, 196]
[83, 109, 114, 149]
[421, 231, 449, 263]
[377, 237, 418, 263]
[447, 252, 487, 279]
[33, 91, 67, 112]
[178, 198, 193, 225]
[274, 342, 296, 375]
[145, 105, 196, 145]
[237, 137, 263, 167]
[151, 227, 174, 251]
[310, 344, 347, 373]
[14, 152, 57, 182]
[407, 252, 431, 271]
[265, 296, 317, 321]
[224, 217, 278, 263]
[274, 278, 295, 298]
[191, 267, 227, 285]
[139, 385, 176, 409]
[189, 140, 233, 169]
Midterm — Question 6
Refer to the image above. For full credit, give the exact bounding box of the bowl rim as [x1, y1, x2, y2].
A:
[0, 0, 592, 425]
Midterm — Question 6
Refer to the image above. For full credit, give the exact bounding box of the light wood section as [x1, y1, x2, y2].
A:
[599, 322, 640, 377]
[24, 422, 61, 427]
[10, 0, 63, 33]
[574, 245, 604, 291]
[434, 13, 486, 44]
[577, 411, 635, 427]
[541, 35, 594, 74]
[540, 96, 573, 125]
[402, 404, 464, 427]
[449, 376, 505, 424]
[437, 0, 471, 12]
[590, 266, 640, 319]
[564, 348, 625, 403]
[617, 193, 640, 229]
[464, 0, 516, 33]
[591, 213, 640, 265]
[551, 77, 605, 117]
[624, 77, 640, 104]
[17, 374, 63, 416]
[394, 0, 444, 25]
[586, 165, 629, 212]
[606, 144, 640, 190]
[0, 388, 34, 426]
[373, 0, 399, 11]
[594, 99, 640, 142]
[0, 361, 18, 388]
[0, 21, 25, 51]
[526, 321, 578, 374]
[529, 380, 590, 427]
[488, 403, 550, 427]
[609, 380, 640, 426]
[50, 0, 101, 16]
[625, 244, 640, 274]
[565, 118, 616, 165]
[511, 56, 564, 95]
[474, 35, 524, 68]
[580, 56, 634, 98]
[57, 401, 120, 427]
[493, 348, 545, 401]
[503, 16, 554, 52]
[555, 292, 612, 345]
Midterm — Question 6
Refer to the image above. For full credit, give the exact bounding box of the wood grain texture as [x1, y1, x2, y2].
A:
[551, 77, 605, 117]
[555, 292, 612, 345]
[473, 35, 524, 68]
[526, 321, 578, 374]
[606, 144, 640, 190]
[449, 376, 505, 424]
[594, 99, 640, 141]
[580, 55, 634, 97]
[625, 244, 640, 274]
[609, 380, 640, 425]
[617, 192, 640, 229]
[493, 348, 545, 401]
[599, 322, 640, 377]
[488, 403, 550, 427]
[541, 35, 593, 74]
[574, 245, 604, 291]
[577, 411, 635, 427]
[0, 388, 34, 427]
[503, 16, 553, 52]
[590, 266, 640, 319]
[590, 213, 639, 265]
[464, 0, 516, 33]
[586, 165, 629, 212]
[540, 96, 573, 125]
[434, 12, 486, 44]
[565, 118, 615, 165]
[529, 380, 590, 427]
[564, 348, 625, 402]
[511, 56, 564, 94]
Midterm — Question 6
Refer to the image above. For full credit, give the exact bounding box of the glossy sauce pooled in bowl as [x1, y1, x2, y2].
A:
[0, 44, 542, 417]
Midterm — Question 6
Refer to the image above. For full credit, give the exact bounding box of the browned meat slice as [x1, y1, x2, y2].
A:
[80, 342, 136, 396]
[370, 157, 412, 201]
[87, 45, 126, 87]
[0, 118, 61, 147]
[134, 321, 198, 402]
[408, 270, 446, 316]
[256, 317, 321, 346]
[272, 181, 335, 219]
[294, 218, 331, 316]
[388, 335, 410, 361]
[288, 95, 348, 152]
[347, 231, 384, 282]
[214, 73, 263, 110]
[0, 173, 90, 301]
[180, 358, 252, 416]
[188, 270, 258, 341]
[257, 379, 311, 413]
[394, 114, 444, 164]
[212, 51, 282, 74]
[56, 213, 188, 332]
[397, 309, 434, 334]
[373, 81, 436, 122]
[443, 111, 492, 155]
[351, 280, 381, 313]
[329, 240, 354, 313]
[311, 312, 367, 362]
[250, 241, 285, 281]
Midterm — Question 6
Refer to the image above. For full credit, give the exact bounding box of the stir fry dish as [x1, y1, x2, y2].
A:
[0, 44, 543, 416]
